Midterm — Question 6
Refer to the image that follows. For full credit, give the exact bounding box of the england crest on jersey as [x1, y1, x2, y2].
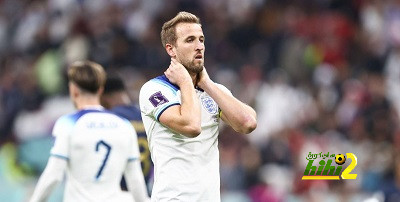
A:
[201, 95, 218, 114]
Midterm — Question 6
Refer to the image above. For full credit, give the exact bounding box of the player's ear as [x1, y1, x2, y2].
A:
[165, 44, 176, 57]
[69, 82, 80, 98]
[97, 86, 104, 96]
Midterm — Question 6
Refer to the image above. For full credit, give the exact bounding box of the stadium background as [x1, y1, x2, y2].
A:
[1, 0, 400, 201]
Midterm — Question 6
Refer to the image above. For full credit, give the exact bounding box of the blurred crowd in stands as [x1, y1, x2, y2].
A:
[1, 0, 400, 201]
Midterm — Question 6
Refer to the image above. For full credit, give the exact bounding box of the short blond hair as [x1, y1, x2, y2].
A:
[161, 11, 201, 47]
[68, 60, 106, 94]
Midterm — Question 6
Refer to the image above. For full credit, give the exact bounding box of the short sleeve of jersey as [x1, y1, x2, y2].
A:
[50, 115, 75, 160]
[139, 79, 180, 122]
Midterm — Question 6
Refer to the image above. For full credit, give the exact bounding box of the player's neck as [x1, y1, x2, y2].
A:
[75, 95, 101, 110]
[190, 73, 198, 87]
[116, 92, 131, 106]
[107, 92, 131, 108]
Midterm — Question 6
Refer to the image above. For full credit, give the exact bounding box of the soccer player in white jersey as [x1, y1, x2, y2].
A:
[30, 61, 149, 202]
[139, 11, 257, 201]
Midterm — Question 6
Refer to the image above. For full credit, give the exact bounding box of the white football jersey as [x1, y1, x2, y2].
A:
[50, 106, 140, 202]
[139, 75, 230, 202]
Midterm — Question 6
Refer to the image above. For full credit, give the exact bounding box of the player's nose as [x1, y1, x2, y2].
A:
[195, 41, 204, 51]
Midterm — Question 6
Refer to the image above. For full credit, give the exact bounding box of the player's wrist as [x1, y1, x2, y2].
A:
[178, 78, 194, 87]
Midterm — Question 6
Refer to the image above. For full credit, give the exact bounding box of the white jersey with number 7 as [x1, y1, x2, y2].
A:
[50, 107, 140, 202]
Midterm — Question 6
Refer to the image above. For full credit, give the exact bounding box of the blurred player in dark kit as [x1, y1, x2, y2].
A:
[101, 73, 153, 196]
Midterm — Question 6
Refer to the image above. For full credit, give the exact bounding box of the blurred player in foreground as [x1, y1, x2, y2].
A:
[101, 73, 153, 195]
[139, 11, 257, 201]
[30, 61, 149, 202]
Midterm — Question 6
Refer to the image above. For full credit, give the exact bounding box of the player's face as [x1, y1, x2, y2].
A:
[174, 23, 205, 74]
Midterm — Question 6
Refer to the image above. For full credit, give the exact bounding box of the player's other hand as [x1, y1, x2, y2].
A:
[165, 58, 193, 87]
[196, 66, 211, 89]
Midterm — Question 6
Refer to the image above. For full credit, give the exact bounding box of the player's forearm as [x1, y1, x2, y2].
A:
[125, 161, 150, 202]
[30, 158, 66, 202]
[30, 179, 59, 202]
[201, 80, 257, 134]
[178, 83, 201, 136]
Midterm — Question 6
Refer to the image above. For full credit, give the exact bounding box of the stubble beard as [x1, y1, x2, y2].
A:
[183, 59, 204, 74]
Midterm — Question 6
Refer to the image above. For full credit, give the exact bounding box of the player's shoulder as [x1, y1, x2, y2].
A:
[52, 108, 133, 137]
[110, 104, 142, 121]
[214, 83, 231, 95]
[52, 111, 82, 137]
[54, 110, 86, 127]
[112, 104, 140, 114]
[141, 75, 180, 94]
[61, 108, 126, 125]
[214, 82, 228, 90]
[80, 109, 134, 131]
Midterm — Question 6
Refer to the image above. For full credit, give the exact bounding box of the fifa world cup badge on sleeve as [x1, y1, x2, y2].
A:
[302, 152, 358, 180]
[149, 91, 169, 107]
